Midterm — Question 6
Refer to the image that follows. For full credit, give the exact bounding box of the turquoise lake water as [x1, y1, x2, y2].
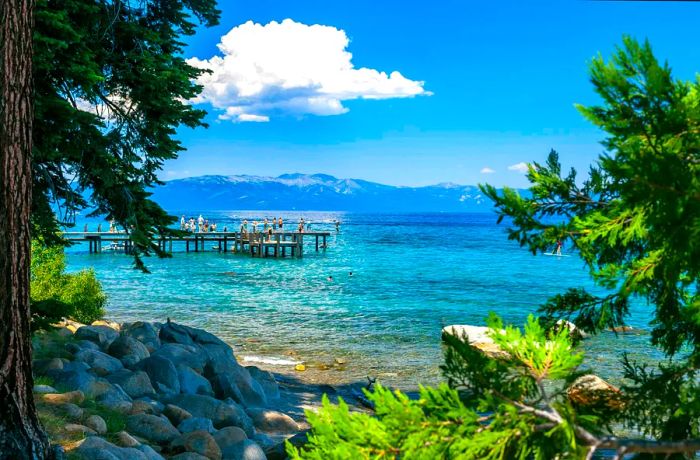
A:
[66, 211, 658, 389]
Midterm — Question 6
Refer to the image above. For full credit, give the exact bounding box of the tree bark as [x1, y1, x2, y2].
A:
[0, 0, 50, 458]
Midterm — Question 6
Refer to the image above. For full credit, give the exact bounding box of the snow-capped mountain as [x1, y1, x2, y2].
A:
[151, 173, 498, 212]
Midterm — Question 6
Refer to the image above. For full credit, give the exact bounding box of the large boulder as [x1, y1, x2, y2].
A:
[154, 344, 207, 373]
[246, 367, 279, 401]
[160, 321, 266, 407]
[75, 325, 119, 350]
[84, 415, 108, 434]
[126, 413, 181, 445]
[139, 355, 180, 395]
[47, 370, 107, 398]
[171, 430, 222, 460]
[96, 383, 133, 413]
[123, 322, 161, 352]
[74, 349, 124, 375]
[246, 408, 299, 434]
[107, 370, 156, 399]
[204, 355, 266, 408]
[41, 390, 85, 405]
[212, 427, 247, 453]
[567, 374, 624, 411]
[178, 417, 216, 434]
[109, 335, 151, 368]
[169, 394, 254, 436]
[178, 365, 214, 396]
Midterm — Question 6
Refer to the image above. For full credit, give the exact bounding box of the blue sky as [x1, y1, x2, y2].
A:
[165, 0, 700, 187]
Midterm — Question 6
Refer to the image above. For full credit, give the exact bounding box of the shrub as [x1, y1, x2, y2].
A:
[31, 241, 107, 329]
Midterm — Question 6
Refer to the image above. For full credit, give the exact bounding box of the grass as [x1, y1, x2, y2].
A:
[32, 328, 74, 361]
[34, 375, 55, 387]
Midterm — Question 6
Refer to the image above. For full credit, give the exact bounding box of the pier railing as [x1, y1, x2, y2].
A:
[63, 231, 331, 258]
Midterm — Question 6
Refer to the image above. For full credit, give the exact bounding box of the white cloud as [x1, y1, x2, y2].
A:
[187, 19, 431, 122]
[480, 167, 495, 174]
[508, 162, 529, 173]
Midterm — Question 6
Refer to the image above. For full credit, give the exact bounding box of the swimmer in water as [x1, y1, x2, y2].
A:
[327, 276, 334, 282]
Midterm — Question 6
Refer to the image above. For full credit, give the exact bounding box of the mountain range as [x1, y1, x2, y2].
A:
[151, 173, 502, 212]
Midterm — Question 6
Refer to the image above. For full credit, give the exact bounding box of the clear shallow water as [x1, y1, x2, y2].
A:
[66, 211, 658, 389]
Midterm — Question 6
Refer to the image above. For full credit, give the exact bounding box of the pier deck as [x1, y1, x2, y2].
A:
[64, 231, 331, 258]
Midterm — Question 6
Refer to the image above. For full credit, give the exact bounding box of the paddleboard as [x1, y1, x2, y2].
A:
[544, 253, 571, 257]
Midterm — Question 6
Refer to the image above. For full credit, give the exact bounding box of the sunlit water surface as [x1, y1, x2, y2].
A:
[66, 211, 657, 389]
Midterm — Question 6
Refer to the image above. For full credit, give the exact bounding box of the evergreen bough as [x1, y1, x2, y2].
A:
[288, 37, 700, 460]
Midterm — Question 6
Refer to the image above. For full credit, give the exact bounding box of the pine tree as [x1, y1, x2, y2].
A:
[288, 37, 700, 460]
[0, 1, 219, 457]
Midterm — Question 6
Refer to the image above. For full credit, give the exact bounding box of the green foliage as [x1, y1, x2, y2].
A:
[288, 37, 700, 459]
[31, 241, 107, 329]
[32, 0, 220, 269]
[289, 316, 596, 460]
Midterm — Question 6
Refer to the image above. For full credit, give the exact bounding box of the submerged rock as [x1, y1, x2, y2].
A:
[567, 374, 624, 411]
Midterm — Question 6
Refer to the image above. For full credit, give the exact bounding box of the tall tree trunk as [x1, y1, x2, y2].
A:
[0, 0, 50, 458]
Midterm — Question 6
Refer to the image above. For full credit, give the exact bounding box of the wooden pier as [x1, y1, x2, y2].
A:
[64, 231, 330, 258]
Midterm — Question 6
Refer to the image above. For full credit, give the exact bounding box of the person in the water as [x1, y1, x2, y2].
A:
[555, 240, 563, 255]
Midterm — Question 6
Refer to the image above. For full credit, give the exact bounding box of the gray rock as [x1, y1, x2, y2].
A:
[245, 367, 279, 401]
[107, 370, 156, 399]
[131, 398, 164, 415]
[160, 321, 196, 346]
[33, 385, 58, 394]
[85, 415, 108, 434]
[74, 349, 124, 375]
[33, 358, 64, 375]
[126, 413, 181, 445]
[246, 408, 299, 434]
[56, 402, 84, 420]
[116, 431, 141, 447]
[109, 335, 151, 368]
[204, 349, 266, 408]
[164, 403, 193, 426]
[212, 426, 247, 451]
[135, 444, 166, 460]
[153, 343, 207, 373]
[76, 339, 102, 351]
[171, 453, 210, 460]
[75, 436, 153, 460]
[61, 360, 92, 373]
[178, 365, 214, 396]
[171, 430, 222, 460]
[96, 383, 133, 413]
[169, 394, 254, 436]
[139, 355, 180, 394]
[123, 322, 161, 352]
[46, 370, 106, 398]
[178, 417, 216, 434]
[75, 325, 119, 349]
[65, 423, 97, 436]
[220, 439, 266, 460]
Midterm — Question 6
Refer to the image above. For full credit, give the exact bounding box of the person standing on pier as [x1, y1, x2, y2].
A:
[198, 215, 204, 232]
[97, 223, 102, 233]
[278, 217, 283, 230]
[180, 215, 186, 230]
[263, 218, 269, 232]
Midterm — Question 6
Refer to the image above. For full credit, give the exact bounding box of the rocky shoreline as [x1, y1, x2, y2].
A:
[33, 319, 372, 460]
